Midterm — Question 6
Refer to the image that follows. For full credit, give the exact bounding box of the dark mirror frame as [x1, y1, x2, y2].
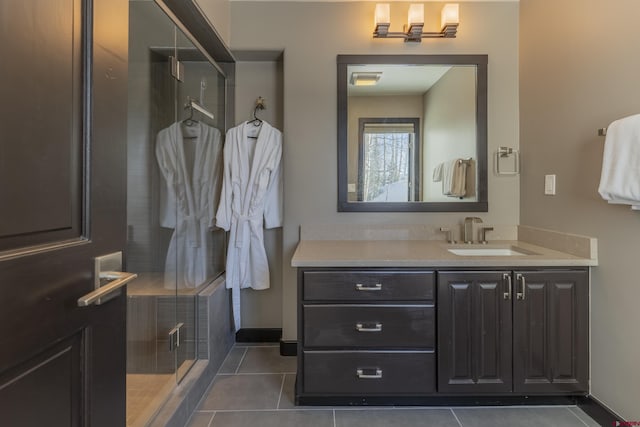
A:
[337, 54, 488, 212]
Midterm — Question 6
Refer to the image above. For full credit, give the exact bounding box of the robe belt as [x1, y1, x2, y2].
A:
[233, 213, 261, 248]
[184, 209, 206, 248]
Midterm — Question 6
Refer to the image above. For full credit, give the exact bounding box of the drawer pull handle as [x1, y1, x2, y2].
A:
[516, 273, 526, 300]
[355, 283, 382, 291]
[503, 273, 512, 300]
[356, 322, 382, 332]
[356, 368, 383, 379]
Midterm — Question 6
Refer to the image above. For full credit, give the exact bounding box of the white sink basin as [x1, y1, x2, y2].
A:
[448, 246, 536, 256]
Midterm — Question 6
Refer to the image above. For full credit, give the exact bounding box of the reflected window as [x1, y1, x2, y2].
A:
[358, 118, 420, 202]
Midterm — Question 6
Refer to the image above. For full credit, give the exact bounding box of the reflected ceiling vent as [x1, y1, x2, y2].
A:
[350, 72, 383, 86]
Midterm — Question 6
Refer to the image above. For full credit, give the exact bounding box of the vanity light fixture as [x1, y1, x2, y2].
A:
[350, 71, 383, 86]
[373, 3, 459, 42]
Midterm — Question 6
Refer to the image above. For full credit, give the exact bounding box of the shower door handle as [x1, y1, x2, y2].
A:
[77, 271, 138, 307]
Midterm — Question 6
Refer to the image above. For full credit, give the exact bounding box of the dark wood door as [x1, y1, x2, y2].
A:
[0, 0, 128, 426]
[512, 269, 589, 394]
[437, 271, 512, 393]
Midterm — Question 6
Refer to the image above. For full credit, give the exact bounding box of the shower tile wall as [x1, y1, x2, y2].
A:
[127, 2, 175, 277]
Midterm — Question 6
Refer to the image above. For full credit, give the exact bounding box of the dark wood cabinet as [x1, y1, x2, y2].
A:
[438, 269, 589, 395]
[512, 270, 589, 393]
[297, 268, 436, 404]
[297, 266, 589, 404]
[437, 271, 513, 393]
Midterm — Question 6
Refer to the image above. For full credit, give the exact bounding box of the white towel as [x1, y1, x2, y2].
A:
[441, 159, 467, 198]
[598, 113, 640, 210]
[433, 163, 443, 182]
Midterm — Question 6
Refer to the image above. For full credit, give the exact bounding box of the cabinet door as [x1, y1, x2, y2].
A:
[512, 270, 589, 393]
[438, 271, 512, 393]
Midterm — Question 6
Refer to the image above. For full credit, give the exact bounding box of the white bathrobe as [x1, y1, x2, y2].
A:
[156, 121, 223, 289]
[216, 121, 283, 330]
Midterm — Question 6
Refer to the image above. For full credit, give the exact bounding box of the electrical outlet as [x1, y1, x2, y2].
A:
[544, 174, 556, 195]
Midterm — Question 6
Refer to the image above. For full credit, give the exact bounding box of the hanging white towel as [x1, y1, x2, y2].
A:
[439, 159, 467, 198]
[433, 162, 443, 182]
[598, 113, 640, 210]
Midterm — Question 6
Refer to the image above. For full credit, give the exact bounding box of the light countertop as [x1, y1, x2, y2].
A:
[291, 239, 598, 268]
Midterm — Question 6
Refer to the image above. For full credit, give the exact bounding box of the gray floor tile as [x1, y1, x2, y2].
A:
[198, 374, 284, 411]
[210, 410, 334, 427]
[568, 407, 601, 427]
[185, 412, 214, 427]
[218, 347, 247, 374]
[335, 408, 458, 427]
[454, 407, 590, 427]
[188, 344, 603, 427]
[277, 373, 301, 409]
[237, 346, 297, 374]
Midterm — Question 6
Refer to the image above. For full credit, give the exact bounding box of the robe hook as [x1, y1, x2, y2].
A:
[252, 97, 266, 126]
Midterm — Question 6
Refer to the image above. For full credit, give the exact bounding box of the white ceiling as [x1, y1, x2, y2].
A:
[348, 64, 463, 96]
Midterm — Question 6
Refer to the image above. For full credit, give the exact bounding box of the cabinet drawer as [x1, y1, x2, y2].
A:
[302, 270, 434, 301]
[303, 304, 435, 348]
[303, 351, 435, 394]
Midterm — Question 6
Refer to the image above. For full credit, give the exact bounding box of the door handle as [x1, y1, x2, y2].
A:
[516, 273, 526, 300]
[503, 273, 512, 300]
[77, 271, 137, 307]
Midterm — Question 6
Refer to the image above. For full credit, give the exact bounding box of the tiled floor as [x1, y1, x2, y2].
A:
[185, 344, 601, 427]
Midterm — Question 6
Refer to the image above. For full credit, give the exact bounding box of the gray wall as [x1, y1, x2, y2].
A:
[519, 0, 640, 420]
[194, 0, 231, 46]
[227, 1, 520, 340]
[423, 67, 477, 201]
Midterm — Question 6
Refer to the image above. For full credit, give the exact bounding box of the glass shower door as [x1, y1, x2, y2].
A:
[173, 29, 227, 382]
[126, 1, 227, 424]
[125, 2, 181, 424]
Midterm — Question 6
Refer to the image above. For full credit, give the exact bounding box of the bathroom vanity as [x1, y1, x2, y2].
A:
[291, 226, 597, 405]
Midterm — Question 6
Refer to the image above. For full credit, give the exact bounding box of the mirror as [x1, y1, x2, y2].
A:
[338, 55, 488, 212]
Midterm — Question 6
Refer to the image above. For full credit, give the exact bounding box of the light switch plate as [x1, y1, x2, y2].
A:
[544, 174, 556, 195]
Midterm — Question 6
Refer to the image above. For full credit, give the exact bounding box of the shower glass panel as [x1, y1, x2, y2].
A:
[126, 1, 226, 425]
[173, 28, 226, 383]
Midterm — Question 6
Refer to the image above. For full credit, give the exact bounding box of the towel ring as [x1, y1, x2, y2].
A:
[496, 146, 520, 175]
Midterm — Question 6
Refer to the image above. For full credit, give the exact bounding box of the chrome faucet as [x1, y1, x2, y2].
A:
[479, 226, 494, 244]
[439, 227, 456, 244]
[463, 217, 483, 244]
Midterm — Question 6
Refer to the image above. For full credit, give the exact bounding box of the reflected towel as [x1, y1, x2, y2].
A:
[441, 159, 467, 198]
[433, 163, 443, 182]
[598, 114, 640, 210]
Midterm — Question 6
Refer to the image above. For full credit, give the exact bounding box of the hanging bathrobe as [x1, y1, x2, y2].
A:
[215, 120, 283, 331]
[156, 121, 223, 289]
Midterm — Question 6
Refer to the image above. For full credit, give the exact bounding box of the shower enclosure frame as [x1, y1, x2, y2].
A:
[126, 1, 235, 425]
